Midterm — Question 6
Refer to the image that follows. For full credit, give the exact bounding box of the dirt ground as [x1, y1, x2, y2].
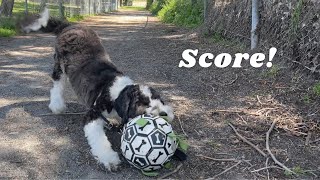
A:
[0, 9, 319, 179]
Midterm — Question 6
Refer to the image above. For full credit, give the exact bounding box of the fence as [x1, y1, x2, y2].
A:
[203, 0, 320, 74]
[0, 0, 120, 18]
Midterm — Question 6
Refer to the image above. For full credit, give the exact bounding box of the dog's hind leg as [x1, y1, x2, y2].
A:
[83, 112, 120, 171]
[48, 53, 67, 114]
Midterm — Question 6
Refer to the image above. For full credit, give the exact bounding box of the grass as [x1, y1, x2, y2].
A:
[67, 15, 86, 22]
[120, 6, 146, 11]
[207, 31, 246, 51]
[0, 1, 89, 37]
[312, 83, 320, 97]
[0, 17, 17, 37]
[0, 28, 16, 37]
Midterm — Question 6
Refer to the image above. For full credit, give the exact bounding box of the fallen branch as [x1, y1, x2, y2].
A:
[205, 161, 242, 180]
[196, 154, 238, 162]
[250, 165, 283, 173]
[39, 112, 86, 116]
[177, 115, 188, 137]
[221, 74, 238, 86]
[266, 120, 296, 175]
[214, 110, 259, 116]
[158, 163, 183, 179]
[305, 131, 312, 146]
[228, 123, 267, 157]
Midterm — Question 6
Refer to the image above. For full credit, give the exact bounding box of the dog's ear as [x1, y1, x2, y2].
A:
[114, 85, 139, 124]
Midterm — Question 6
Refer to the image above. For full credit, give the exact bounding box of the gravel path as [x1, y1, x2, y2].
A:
[0, 9, 319, 179]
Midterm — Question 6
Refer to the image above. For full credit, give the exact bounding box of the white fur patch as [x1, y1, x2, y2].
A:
[140, 86, 175, 121]
[109, 76, 134, 101]
[23, 7, 49, 33]
[48, 75, 66, 114]
[84, 119, 120, 170]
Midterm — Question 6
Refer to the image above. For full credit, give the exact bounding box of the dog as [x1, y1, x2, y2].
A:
[21, 8, 174, 171]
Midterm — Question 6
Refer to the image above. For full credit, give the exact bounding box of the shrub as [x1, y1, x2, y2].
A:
[150, 0, 166, 15]
[157, 0, 203, 28]
[0, 17, 17, 37]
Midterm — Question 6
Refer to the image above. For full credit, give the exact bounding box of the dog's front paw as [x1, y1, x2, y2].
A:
[48, 98, 66, 114]
[96, 150, 121, 171]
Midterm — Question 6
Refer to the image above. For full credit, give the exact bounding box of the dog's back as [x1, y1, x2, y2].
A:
[20, 8, 123, 107]
[55, 25, 123, 106]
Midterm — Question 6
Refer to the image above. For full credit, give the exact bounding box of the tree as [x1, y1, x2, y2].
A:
[0, 0, 15, 17]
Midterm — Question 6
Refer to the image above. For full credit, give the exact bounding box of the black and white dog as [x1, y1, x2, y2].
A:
[21, 8, 174, 170]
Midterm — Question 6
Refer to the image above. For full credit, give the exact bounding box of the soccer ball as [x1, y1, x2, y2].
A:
[121, 114, 178, 171]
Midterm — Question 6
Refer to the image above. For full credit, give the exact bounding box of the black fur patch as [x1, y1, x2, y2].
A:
[114, 85, 150, 124]
[150, 87, 165, 104]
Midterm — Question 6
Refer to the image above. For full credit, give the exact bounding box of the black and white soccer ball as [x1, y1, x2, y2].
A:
[121, 114, 178, 171]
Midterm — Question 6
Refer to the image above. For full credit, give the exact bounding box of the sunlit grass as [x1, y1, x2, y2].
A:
[67, 15, 87, 22]
[0, 28, 16, 37]
[120, 6, 146, 11]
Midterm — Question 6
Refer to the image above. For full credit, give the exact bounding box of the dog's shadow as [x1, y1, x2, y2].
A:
[0, 100, 131, 178]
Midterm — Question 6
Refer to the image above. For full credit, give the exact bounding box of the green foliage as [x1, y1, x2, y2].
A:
[168, 132, 189, 152]
[0, 17, 17, 37]
[135, 118, 149, 127]
[163, 162, 173, 169]
[141, 170, 159, 176]
[302, 94, 311, 104]
[312, 83, 320, 97]
[266, 65, 280, 78]
[149, 0, 166, 15]
[206, 31, 246, 50]
[121, 6, 146, 11]
[0, 28, 16, 37]
[284, 166, 305, 177]
[157, 0, 203, 28]
[67, 15, 85, 22]
[290, 0, 303, 40]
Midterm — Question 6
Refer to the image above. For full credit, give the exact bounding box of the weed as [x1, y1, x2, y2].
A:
[290, 0, 303, 40]
[303, 94, 311, 104]
[285, 166, 306, 177]
[264, 65, 280, 78]
[0, 28, 16, 37]
[206, 32, 246, 50]
[0, 17, 17, 37]
[67, 15, 86, 22]
[156, 0, 203, 28]
[312, 83, 320, 97]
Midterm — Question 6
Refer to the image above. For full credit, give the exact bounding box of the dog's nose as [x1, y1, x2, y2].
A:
[159, 112, 168, 116]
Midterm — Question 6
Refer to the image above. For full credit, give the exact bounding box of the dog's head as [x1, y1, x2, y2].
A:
[114, 85, 174, 124]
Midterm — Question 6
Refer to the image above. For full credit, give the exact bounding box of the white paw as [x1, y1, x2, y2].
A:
[48, 98, 66, 114]
[95, 149, 121, 171]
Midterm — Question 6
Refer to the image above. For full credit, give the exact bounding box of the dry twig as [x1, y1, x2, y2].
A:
[266, 120, 296, 175]
[305, 131, 312, 146]
[39, 112, 86, 116]
[250, 165, 284, 173]
[177, 115, 188, 137]
[196, 154, 238, 162]
[214, 110, 259, 116]
[221, 74, 238, 86]
[158, 163, 183, 179]
[205, 161, 242, 180]
[228, 123, 267, 157]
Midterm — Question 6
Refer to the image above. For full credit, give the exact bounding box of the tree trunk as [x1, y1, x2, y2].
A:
[0, 0, 15, 17]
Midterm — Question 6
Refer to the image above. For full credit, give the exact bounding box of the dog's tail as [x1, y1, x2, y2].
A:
[20, 7, 70, 35]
